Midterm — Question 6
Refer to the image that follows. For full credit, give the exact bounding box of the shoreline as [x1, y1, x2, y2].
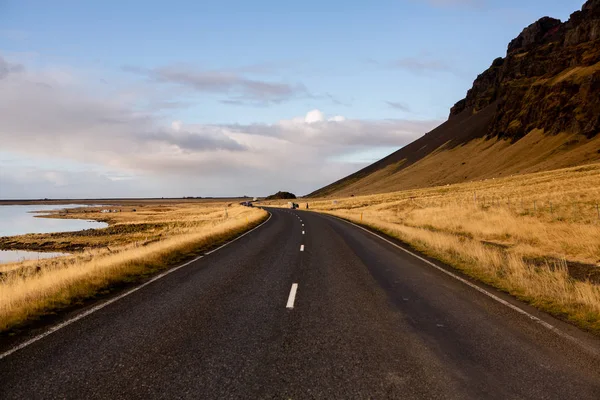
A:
[0, 200, 255, 259]
[1, 205, 113, 254]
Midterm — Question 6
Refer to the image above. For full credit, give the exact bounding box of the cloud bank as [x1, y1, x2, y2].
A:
[0, 56, 441, 198]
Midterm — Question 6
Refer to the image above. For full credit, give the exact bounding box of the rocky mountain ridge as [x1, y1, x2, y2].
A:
[450, 0, 600, 140]
[309, 1, 600, 198]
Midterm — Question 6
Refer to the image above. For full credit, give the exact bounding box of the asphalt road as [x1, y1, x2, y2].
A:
[1, 207, 600, 399]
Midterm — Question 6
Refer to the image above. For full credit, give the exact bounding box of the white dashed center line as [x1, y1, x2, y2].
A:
[302, 231, 305, 235]
[300, 244, 305, 251]
[286, 283, 298, 309]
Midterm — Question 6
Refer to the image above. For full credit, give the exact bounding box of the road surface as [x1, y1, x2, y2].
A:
[1, 207, 600, 399]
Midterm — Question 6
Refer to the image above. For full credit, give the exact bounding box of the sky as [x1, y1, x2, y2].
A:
[0, 0, 586, 198]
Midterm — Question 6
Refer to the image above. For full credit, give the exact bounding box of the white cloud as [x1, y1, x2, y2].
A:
[229, 111, 435, 149]
[304, 109, 325, 123]
[0, 56, 442, 197]
[171, 120, 182, 131]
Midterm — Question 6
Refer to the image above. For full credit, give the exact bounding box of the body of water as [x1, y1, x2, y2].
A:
[0, 250, 70, 264]
[0, 204, 108, 263]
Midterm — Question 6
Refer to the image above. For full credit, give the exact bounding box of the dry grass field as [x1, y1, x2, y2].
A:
[0, 200, 253, 253]
[0, 202, 267, 332]
[300, 163, 600, 334]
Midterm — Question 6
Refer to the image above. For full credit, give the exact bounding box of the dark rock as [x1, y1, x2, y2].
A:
[564, 1, 600, 46]
[583, 0, 600, 11]
[450, 0, 600, 141]
[449, 99, 467, 118]
[265, 191, 296, 200]
[492, 57, 505, 67]
[507, 17, 562, 55]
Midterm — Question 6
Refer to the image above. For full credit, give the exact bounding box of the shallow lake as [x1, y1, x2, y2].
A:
[0, 249, 70, 264]
[0, 204, 108, 263]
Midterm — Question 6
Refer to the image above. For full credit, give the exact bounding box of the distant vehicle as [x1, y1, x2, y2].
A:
[288, 202, 299, 209]
[240, 201, 253, 207]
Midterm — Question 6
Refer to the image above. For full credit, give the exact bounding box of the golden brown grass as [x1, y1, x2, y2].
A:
[0, 201, 252, 253]
[0, 204, 267, 332]
[324, 129, 600, 197]
[301, 163, 600, 333]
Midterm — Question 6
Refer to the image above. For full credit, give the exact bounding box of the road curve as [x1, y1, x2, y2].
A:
[1, 207, 600, 399]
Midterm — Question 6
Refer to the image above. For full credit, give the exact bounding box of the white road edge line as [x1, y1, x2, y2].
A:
[330, 215, 600, 358]
[286, 283, 299, 309]
[0, 212, 273, 361]
[300, 245, 305, 251]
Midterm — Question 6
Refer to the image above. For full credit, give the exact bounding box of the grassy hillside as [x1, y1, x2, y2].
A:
[315, 129, 600, 197]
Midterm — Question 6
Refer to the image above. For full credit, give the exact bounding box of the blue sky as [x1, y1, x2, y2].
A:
[0, 0, 586, 198]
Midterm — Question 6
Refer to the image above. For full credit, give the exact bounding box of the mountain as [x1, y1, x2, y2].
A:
[310, 0, 600, 198]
